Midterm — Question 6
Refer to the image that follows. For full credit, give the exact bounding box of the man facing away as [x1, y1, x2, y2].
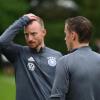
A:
[49, 16, 100, 100]
[0, 13, 62, 100]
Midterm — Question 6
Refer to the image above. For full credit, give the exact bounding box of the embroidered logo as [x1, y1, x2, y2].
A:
[27, 57, 35, 71]
[47, 57, 56, 67]
[28, 57, 35, 62]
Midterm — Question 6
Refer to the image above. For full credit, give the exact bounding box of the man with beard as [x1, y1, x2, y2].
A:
[0, 13, 62, 100]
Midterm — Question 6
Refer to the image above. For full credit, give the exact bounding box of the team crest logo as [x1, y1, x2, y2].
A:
[47, 57, 56, 67]
[28, 57, 35, 62]
[27, 57, 35, 71]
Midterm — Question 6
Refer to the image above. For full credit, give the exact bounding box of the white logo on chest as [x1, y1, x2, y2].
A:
[27, 57, 35, 71]
[28, 57, 35, 62]
[47, 57, 56, 67]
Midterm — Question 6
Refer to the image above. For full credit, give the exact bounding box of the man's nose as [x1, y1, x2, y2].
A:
[28, 35, 33, 41]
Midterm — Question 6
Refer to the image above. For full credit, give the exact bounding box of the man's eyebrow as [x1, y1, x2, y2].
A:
[24, 32, 37, 34]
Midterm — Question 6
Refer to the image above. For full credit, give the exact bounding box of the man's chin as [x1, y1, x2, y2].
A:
[28, 45, 37, 49]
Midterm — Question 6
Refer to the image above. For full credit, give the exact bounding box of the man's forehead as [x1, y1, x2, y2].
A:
[30, 20, 40, 26]
[64, 23, 68, 30]
[65, 23, 68, 28]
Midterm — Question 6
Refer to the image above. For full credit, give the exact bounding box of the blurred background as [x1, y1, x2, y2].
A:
[0, 0, 100, 100]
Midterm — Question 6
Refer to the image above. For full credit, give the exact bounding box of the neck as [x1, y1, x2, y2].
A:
[73, 43, 89, 50]
[36, 41, 45, 52]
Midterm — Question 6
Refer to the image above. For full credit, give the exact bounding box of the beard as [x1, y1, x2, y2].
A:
[27, 40, 42, 49]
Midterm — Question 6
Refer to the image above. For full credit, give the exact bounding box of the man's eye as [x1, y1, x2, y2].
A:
[31, 32, 37, 36]
[25, 33, 28, 36]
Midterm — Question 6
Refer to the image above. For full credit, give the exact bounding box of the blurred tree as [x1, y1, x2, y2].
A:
[0, 0, 30, 33]
[29, 0, 79, 20]
[76, 0, 100, 38]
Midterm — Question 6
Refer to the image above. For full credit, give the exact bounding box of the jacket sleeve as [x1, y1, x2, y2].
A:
[0, 16, 30, 63]
[49, 57, 69, 100]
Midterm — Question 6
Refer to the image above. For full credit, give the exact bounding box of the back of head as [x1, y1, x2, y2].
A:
[65, 16, 93, 43]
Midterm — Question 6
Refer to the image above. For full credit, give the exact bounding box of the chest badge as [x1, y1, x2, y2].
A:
[27, 57, 35, 71]
[47, 57, 56, 67]
[28, 57, 35, 62]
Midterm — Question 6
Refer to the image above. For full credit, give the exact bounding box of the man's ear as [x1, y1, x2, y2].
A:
[42, 29, 47, 36]
[71, 32, 77, 41]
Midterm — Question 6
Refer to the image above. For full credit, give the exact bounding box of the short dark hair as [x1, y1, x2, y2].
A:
[65, 16, 93, 43]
